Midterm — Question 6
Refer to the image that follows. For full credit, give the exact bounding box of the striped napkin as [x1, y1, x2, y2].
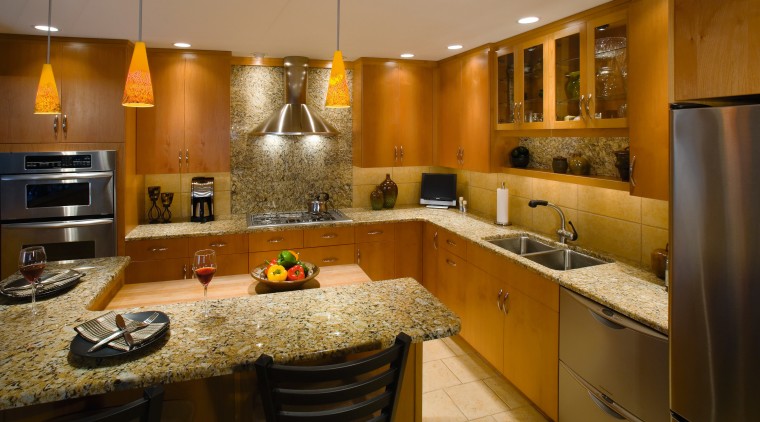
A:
[1, 270, 82, 298]
[75, 312, 167, 352]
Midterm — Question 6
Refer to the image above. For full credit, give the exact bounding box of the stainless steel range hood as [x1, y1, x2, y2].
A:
[252, 56, 338, 136]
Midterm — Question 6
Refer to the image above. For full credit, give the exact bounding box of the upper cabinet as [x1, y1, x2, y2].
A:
[436, 46, 491, 172]
[495, 10, 629, 131]
[136, 49, 230, 174]
[352, 59, 434, 167]
[0, 35, 130, 144]
[674, 0, 760, 100]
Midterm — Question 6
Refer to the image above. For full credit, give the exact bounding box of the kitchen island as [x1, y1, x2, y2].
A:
[0, 257, 459, 420]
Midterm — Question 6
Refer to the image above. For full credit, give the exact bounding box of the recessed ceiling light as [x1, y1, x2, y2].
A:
[447, 44, 463, 50]
[173, 42, 191, 48]
[400, 53, 415, 58]
[518, 16, 540, 24]
[33, 25, 59, 32]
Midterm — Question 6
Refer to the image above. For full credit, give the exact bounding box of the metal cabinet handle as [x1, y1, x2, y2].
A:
[149, 247, 168, 252]
[460, 148, 464, 164]
[502, 292, 510, 315]
[210, 242, 226, 248]
[322, 257, 337, 263]
[267, 237, 285, 243]
[367, 230, 383, 235]
[629, 155, 637, 187]
[446, 239, 457, 247]
[185, 149, 189, 166]
[587, 391, 626, 420]
[178, 150, 182, 168]
[433, 231, 438, 250]
[321, 233, 337, 239]
[356, 248, 361, 264]
[53, 115, 59, 137]
[579, 95, 586, 121]
[182, 264, 188, 279]
[497, 289, 503, 311]
[400, 145, 404, 162]
[62, 114, 68, 139]
[517, 102, 523, 123]
[446, 258, 457, 267]
[513, 102, 519, 123]
[394, 146, 398, 161]
[585, 94, 593, 119]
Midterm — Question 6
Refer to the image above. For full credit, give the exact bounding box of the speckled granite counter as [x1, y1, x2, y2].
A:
[126, 207, 669, 334]
[0, 256, 459, 411]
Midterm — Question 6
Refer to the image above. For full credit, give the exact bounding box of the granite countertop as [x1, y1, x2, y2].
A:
[126, 207, 669, 335]
[0, 257, 459, 411]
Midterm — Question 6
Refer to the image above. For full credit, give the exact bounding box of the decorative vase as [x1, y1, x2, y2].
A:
[510, 146, 530, 168]
[370, 186, 384, 210]
[552, 156, 568, 174]
[380, 174, 398, 209]
[568, 153, 590, 176]
[614, 147, 630, 181]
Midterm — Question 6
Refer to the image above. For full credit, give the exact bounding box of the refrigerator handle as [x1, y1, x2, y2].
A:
[587, 391, 627, 420]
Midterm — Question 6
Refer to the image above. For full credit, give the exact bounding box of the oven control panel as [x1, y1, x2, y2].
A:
[25, 155, 92, 170]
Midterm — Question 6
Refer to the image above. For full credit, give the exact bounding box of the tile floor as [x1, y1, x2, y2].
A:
[422, 336, 549, 422]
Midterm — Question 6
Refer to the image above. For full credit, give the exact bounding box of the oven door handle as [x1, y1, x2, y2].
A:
[1, 218, 114, 229]
[0, 172, 112, 182]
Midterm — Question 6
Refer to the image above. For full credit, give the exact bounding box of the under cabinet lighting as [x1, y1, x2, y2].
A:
[34, 25, 59, 32]
[447, 44, 463, 50]
[518, 16, 540, 24]
[400, 53, 415, 58]
[173, 42, 191, 48]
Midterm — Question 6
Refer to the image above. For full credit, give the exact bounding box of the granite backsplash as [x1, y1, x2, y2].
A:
[519, 136, 629, 177]
[229, 65, 353, 214]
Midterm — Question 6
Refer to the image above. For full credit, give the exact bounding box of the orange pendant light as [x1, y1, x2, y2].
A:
[122, 0, 154, 107]
[34, 0, 61, 114]
[325, 0, 350, 108]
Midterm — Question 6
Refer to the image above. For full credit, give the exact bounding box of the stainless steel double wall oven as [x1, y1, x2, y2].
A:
[0, 151, 116, 278]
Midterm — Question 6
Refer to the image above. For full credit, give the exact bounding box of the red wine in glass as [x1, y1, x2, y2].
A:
[192, 249, 217, 316]
[18, 246, 47, 315]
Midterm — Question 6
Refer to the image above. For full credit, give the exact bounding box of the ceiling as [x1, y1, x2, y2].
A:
[1, 0, 609, 61]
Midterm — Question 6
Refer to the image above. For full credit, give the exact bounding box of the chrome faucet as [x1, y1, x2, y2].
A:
[528, 200, 578, 244]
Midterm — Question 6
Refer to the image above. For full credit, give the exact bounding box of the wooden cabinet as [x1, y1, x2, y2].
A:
[421, 223, 439, 295]
[136, 49, 230, 174]
[249, 230, 304, 252]
[395, 221, 422, 282]
[439, 229, 468, 258]
[464, 263, 505, 372]
[0, 35, 130, 144]
[303, 226, 354, 247]
[352, 59, 434, 167]
[674, 0, 760, 100]
[436, 47, 491, 172]
[299, 245, 355, 267]
[495, 36, 550, 130]
[355, 223, 396, 280]
[436, 249, 468, 327]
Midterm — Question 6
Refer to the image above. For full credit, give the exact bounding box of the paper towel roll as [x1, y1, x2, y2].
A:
[496, 187, 509, 225]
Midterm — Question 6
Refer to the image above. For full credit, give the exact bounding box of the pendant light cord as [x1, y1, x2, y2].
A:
[138, 0, 143, 41]
[46, 0, 51, 64]
[336, 0, 340, 51]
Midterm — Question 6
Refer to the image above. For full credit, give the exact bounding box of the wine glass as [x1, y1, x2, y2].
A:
[192, 249, 217, 316]
[19, 246, 47, 315]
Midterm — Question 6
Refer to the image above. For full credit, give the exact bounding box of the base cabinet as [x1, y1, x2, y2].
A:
[421, 223, 439, 295]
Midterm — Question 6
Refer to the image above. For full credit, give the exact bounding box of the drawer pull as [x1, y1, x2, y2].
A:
[446, 259, 457, 267]
[267, 237, 285, 243]
[149, 247, 168, 252]
[321, 233, 338, 239]
[502, 292, 510, 315]
[322, 257, 337, 263]
[367, 230, 383, 235]
[446, 239, 457, 247]
[497, 289, 503, 311]
[210, 242, 227, 248]
[182, 264, 188, 279]
[433, 231, 438, 250]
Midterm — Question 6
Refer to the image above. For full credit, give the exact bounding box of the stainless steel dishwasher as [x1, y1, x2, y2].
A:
[559, 288, 668, 421]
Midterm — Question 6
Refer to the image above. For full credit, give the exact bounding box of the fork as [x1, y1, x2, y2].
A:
[87, 312, 160, 352]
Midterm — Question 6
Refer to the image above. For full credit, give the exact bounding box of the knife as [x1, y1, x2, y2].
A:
[87, 312, 159, 353]
[115, 314, 135, 350]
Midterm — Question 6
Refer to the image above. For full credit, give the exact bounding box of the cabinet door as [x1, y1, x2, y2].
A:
[0, 36, 57, 143]
[356, 61, 399, 167]
[518, 37, 549, 130]
[551, 25, 588, 129]
[126, 258, 190, 283]
[628, 0, 670, 201]
[356, 240, 396, 281]
[136, 51, 185, 174]
[398, 63, 433, 166]
[436, 249, 468, 324]
[436, 58, 462, 168]
[249, 230, 304, 252]
[495, 46, 518, 130]
[461, 47, 491, 172]
[303, 226, 355, 247]
[465, 264, 505, 372]
[395, 221, 422, 282]
[421, 223, 438, 295]
[585, 10, 629, 128]
[56, 40, 128, 143]
[188, 234, 248, 256]
[185, 51, 231, 173]
[215, 253, 248, 276]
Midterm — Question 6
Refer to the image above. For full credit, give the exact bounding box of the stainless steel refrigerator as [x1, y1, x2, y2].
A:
[670, 102, 760, 421]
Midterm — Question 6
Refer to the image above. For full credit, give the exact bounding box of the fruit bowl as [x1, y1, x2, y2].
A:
[250, 262, 320, 291]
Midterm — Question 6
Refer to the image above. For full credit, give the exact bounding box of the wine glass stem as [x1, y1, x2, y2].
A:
[31, 280, 37, 315]
[204, 285, 208, 316]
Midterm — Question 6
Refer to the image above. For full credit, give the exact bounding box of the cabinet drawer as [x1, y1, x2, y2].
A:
[249, 230, 304, 252]
[303, 226, 354, 247]
[188, 234, 247, 256]
[126, 238, 188, 261]
[299, 244, 355, 267]
[440, 229, 467, 258]
[355, 223, 395, 243]
[126, 258, 189, 284]
[216, 253, 249, 276]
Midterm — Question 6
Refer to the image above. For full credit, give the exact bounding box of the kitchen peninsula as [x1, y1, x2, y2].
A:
[0, 255, 459, 420]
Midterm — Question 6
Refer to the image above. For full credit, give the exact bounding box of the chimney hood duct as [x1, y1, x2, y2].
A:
[252, 56, 338, 135]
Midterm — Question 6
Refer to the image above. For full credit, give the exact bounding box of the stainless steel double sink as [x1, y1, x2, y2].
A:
[487, 235, 610, 271]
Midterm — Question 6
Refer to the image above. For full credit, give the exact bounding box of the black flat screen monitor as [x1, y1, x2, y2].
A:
[419, 173, 457, 208]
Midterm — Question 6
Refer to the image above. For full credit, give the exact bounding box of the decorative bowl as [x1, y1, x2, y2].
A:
[250, 261, 320, 292]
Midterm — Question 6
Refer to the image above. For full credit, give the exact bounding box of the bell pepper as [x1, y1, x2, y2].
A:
[266, 264, 287, 281]
[277, 250, 299, 268]
[286, 264, 306, 281]
[263, 259, 277, 274]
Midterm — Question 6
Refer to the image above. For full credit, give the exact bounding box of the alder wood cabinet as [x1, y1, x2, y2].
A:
[355, 223, 396, 281]
[0, 35, 130, 144]
[136, 49, 231, 174]
[352, 59, 434, 167]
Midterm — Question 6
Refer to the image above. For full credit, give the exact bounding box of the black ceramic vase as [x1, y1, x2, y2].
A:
[510, 146, 530, 168]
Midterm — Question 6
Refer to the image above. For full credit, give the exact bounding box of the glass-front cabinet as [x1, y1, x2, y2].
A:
[495, 36, 549, 130]
[496, 10, 628, 131]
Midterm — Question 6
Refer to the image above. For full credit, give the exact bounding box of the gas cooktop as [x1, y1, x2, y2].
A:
[247, 209, 352, 228]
